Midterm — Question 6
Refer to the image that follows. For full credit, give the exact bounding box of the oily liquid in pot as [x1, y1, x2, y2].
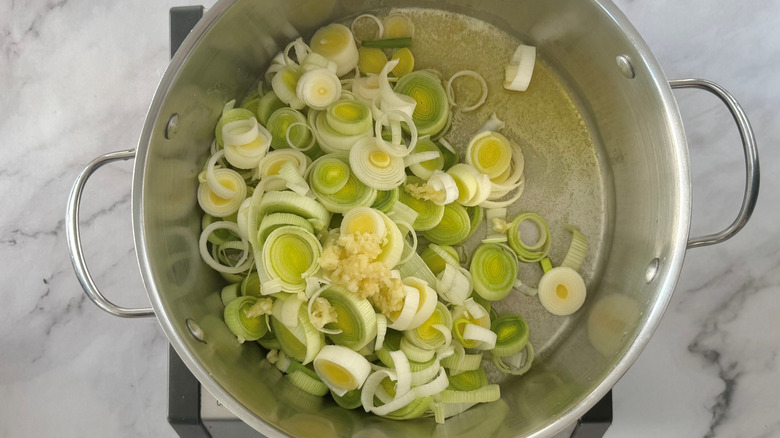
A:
[350, 8, 609, 380]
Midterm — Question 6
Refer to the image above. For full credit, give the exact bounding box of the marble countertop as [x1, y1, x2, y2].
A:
[1, 0, 777, 437]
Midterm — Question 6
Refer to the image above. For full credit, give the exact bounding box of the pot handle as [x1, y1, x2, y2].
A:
[669, 79, 760, 249]
[66, 149, 155, 318]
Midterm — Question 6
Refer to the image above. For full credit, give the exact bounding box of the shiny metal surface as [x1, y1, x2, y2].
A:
[65, 149, 155, 318]
[668, 79, 760, 249]
[110, 0, 757, 437]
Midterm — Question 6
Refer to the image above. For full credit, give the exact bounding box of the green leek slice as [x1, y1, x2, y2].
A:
[408, 137, 445, 180]
[256, 91, 286, 125]
[257, 190, 331, 231]
[439, 384, 500, 403]
[561, 225, 588, 272]
[261, 225, 322, 292]
[404, 302, 453, 350]
[332, 389, 362, 409]
[326, 99, 373, 136]
[469, 243, 518, 301]
[240, 272, 262, 297]
[506, 212, 551, 262]
[394, 71, 450, 138]
[308, 154, 377, 213]
[466, 131, 512, 179]
[221, 283, 241, 306]
[319, 285, 378, 351]
[256, 212, 314, 246]
[491, 314, 530, 357]
[371, 187, 399, 213]
[361, 37, 413, 49]
[224, 296, 269, 342]
[358, 47, 387, 75]
[267, 108, 312, 151]
[492, 342, 534, 376]
[447, 368, 488, 392]
[421, 202, 471, 245]
[309, 156, 350, 195]
[399, 176, 445, 231]
[390, 48, 415, 77]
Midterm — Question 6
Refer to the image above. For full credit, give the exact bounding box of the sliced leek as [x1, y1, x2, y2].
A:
[309, 157, 351, 195]
[561, 225, 588, 272]
[296, 68, 342, 110]
[446, 70, 488, 112]
[398, 177, 445, 231]
[272, 65, 305, 110]
[361, 37, 413, 49]
[506, 212, 551, 262]
[466, 131, 512, 179]
[357, 47, 387, 75]
[382, 14, 414, 39]
[469, 243, 518, 301]
[420, 243, 459, 276]
[267, 108, 312, 151]
[310, 23, 359, 76]
[404, 302, 452, 350]
[313, 345, 372, 396]
[351, 14, 383, 43]
[326, 99, 373, 136]
[491, 314, 530, 357]
[319, 285, 378, 351]
[257, 190, 331, 231]
[350, 137, 407, 190]
[538, 267, 586, 316]
[390, 48, 415, 77]
[504, 44, 536, 92]
[261, 225, 322, 292]
[222, 117, 272, 169]
[394, 71, 450, 138]
[371, 187, 399, 213]
[447, 368, 488, 392]
[493, 342, 534, 376]
[224, 296, 268, 342]
[421, 202, 471, 245]
[408, 137, 445, 180]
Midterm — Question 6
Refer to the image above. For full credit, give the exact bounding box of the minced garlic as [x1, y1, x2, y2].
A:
[310, 297, 339, 329]
[404, 182, 445, 203]
[319, 231, 406, 316]
[244, 297, 274, 318]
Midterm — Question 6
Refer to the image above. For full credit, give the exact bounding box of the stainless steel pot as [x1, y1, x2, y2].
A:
[66, 0, 759, 436]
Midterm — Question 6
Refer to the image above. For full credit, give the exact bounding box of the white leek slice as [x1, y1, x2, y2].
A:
[281, 293, 304, 327]
[313, 345, 372, 396]
[350, 137, 407, 190]
[296, 68, 342, 110]
[301, 52, 338, 74]
[197, 168, 246, 218]
[272, 65, 305, 109]
[466, 131, 512, 180]
[351, 14, 383, 43]
[285, 122, 317, 152]
[352, 75, 383, 103]
[375, 313, 388, 350]
[413, 367, 449, 398]
[436, 264, 472, 305]
[403, 277, 438, 330]
[374, 110, 418, 157]
[538, 267, 587, 315]
[279, 161, 311, 197]
[198, 221, 253, 274]
[504, 44, 536, 92]
[427, 171, 459, 206]
[389, 350, 412, 396]
[387, 285, 420, 330]
[341, 206, 387, 237]
[446, 70, 488, 112]
[447, 164, 491, 207]
[560, 225, 588, 272]
[310, 23, 359, 76]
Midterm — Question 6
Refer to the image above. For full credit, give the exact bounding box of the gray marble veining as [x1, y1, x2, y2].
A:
[1, 0, 778, 437]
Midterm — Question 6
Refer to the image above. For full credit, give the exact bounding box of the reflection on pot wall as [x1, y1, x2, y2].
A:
[587, 293, 641, 358]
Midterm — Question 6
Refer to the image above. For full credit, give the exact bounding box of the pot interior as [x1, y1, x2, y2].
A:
[134, 0, 689, 436]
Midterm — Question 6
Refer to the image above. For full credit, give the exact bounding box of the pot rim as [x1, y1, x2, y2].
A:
[131, 0, 691, 436]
